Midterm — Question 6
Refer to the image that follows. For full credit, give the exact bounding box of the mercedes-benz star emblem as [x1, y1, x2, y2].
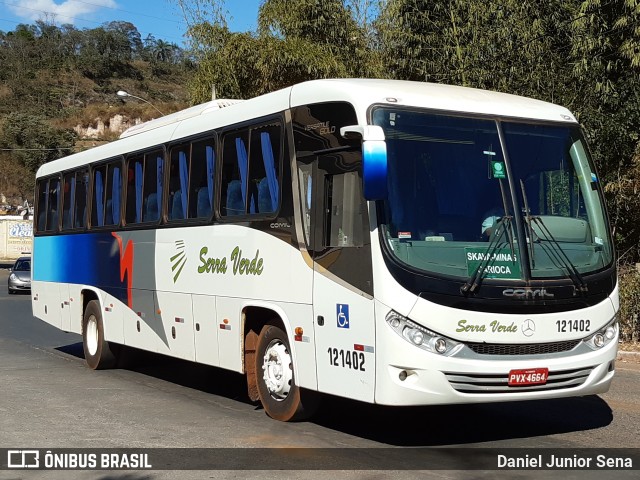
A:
[522, 319, 536, 337]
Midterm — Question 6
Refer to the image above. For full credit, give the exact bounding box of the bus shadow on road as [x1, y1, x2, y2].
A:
[312, 394, 613, 446]
[56, 342, 252, 405]
[56, 342, 613, 446]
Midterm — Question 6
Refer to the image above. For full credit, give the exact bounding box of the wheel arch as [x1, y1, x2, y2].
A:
[80, 287, 102, 333]
[242, 303, 292, 402]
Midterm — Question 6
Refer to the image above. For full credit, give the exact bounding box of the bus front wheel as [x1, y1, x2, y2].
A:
[82, 300, 117, 370]
[255, 323, 318, 421]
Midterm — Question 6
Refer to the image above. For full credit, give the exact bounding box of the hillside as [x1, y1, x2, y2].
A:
[0, 21, 193, 208]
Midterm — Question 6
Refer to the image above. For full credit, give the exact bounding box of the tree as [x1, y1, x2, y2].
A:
[569, 0, 640, 261]
[376, 0, 571, 98]
[152, 39, 178, 63]
[176, 0, 379, 101]
[189, 28, 348, 100]
[0, 113, 76, 173]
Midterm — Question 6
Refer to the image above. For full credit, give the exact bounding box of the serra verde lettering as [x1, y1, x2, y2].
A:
[456, 319, 518, 334]
[198, 246, 264, 276]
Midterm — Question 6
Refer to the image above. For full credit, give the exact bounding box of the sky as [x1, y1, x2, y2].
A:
[0, 0, 262, 45]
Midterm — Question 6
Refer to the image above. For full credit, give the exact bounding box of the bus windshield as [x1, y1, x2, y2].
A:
[372, 107, 613, 281]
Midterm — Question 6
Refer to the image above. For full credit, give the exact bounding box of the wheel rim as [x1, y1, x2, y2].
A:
[86, 315, 99, 356]
[262, 339, 293, 401]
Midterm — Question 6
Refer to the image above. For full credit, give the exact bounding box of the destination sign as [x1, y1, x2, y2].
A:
[465, 247, 521, 280]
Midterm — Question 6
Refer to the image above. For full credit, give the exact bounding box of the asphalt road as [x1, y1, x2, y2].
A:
[0, 268, 638, 479]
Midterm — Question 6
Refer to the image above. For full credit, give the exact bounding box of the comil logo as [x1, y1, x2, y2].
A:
[8, 450, 39, 468]
[503, 288, 554, 299]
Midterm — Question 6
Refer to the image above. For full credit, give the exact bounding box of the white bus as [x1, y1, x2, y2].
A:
[32, 79, 618, 421]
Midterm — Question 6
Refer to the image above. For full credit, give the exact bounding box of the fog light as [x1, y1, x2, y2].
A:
[435, 338, 447, 354]
[594, 333, 605, 348]
[399, 370, 407, 381]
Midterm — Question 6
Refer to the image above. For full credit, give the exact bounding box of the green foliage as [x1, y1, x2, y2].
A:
[182, 0, 382, 102]
[189, 27, 347, 101]
[377, 0, 571, 97]
[0, 20, 190, 203]
[0, 154, 34, 199]
[0, 113, 76, 173]
[618, 265, 640, 342]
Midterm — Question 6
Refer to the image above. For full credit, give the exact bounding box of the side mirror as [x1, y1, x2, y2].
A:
[340, 125, 388, 200]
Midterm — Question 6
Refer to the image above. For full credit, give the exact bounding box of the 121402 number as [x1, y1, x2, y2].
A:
[328, 348, 365, 371]
[556, 319, 591, 333]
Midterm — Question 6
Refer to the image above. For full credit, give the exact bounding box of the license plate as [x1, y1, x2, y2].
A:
[508, 368, 549, 386]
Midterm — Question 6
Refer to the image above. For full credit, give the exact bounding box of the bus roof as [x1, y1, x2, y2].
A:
[290, 79, 577, 124]
[37, 79, 577, 177]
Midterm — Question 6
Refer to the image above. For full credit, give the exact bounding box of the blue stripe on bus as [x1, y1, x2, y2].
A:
[33, 233, 125, 301]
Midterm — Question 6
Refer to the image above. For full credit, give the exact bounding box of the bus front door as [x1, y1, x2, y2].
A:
[307, 155, 376, 403]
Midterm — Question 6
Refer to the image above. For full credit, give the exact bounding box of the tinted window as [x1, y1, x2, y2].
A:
[126, 150, 163, 224]
[45, 177, 60, 232]
[92, 161, 121, 227]
[221, 130, 249, 216]
[168, 145, 189, 221]
[190, 139, 215, 219]
[221, 122, 281, 217]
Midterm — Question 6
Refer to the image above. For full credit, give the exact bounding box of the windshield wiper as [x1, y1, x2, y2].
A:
[461, 215, 513, 295]
[530, 216, 588, 294]
[519, 180, 537, 268]
[519, 180, 588, 294]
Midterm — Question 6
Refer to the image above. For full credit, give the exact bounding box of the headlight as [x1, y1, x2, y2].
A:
[386, 310, 462, 356]
[9, 274, 17, 282]
[584, 316, 618, 350]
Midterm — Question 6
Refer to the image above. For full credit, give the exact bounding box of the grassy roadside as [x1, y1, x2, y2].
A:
[620, 342, 640, 352]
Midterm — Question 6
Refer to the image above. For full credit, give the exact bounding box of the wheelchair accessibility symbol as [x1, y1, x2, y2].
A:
[336, 304, 349, 329]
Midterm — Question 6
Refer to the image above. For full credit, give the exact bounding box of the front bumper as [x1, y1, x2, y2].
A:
[375, 313, 618, 406]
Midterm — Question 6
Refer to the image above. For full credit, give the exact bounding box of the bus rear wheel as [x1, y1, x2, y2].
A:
[255, 323, 318, 421]
[82, 300, 117, 370]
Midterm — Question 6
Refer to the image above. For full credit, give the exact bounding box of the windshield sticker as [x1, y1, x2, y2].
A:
[465, 247, 521, 280]
[490, 160, 506, 179]
[398, 231, 412, 239]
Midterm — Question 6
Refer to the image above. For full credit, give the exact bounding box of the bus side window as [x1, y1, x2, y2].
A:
[104, 162, 122, 225]
[169, 146, 189, 221]
[190, 139, 215, 219]
[74, 169, 88, 228]
[46, 177, 60, 232]
[126, 157, 141, 224]
[221, 131, 249, 216]
[142, 151, 163, 223]
[36, 179, 48, 232]
[62, 172, 74, 230]
[92, 166, 106, 227]
[249, 124, 281, 214]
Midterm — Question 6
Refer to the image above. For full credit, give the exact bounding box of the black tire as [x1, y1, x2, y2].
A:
[82, 300, 117, 370]
[8, 289, 13, 295]
[255, 323, 319, 421]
